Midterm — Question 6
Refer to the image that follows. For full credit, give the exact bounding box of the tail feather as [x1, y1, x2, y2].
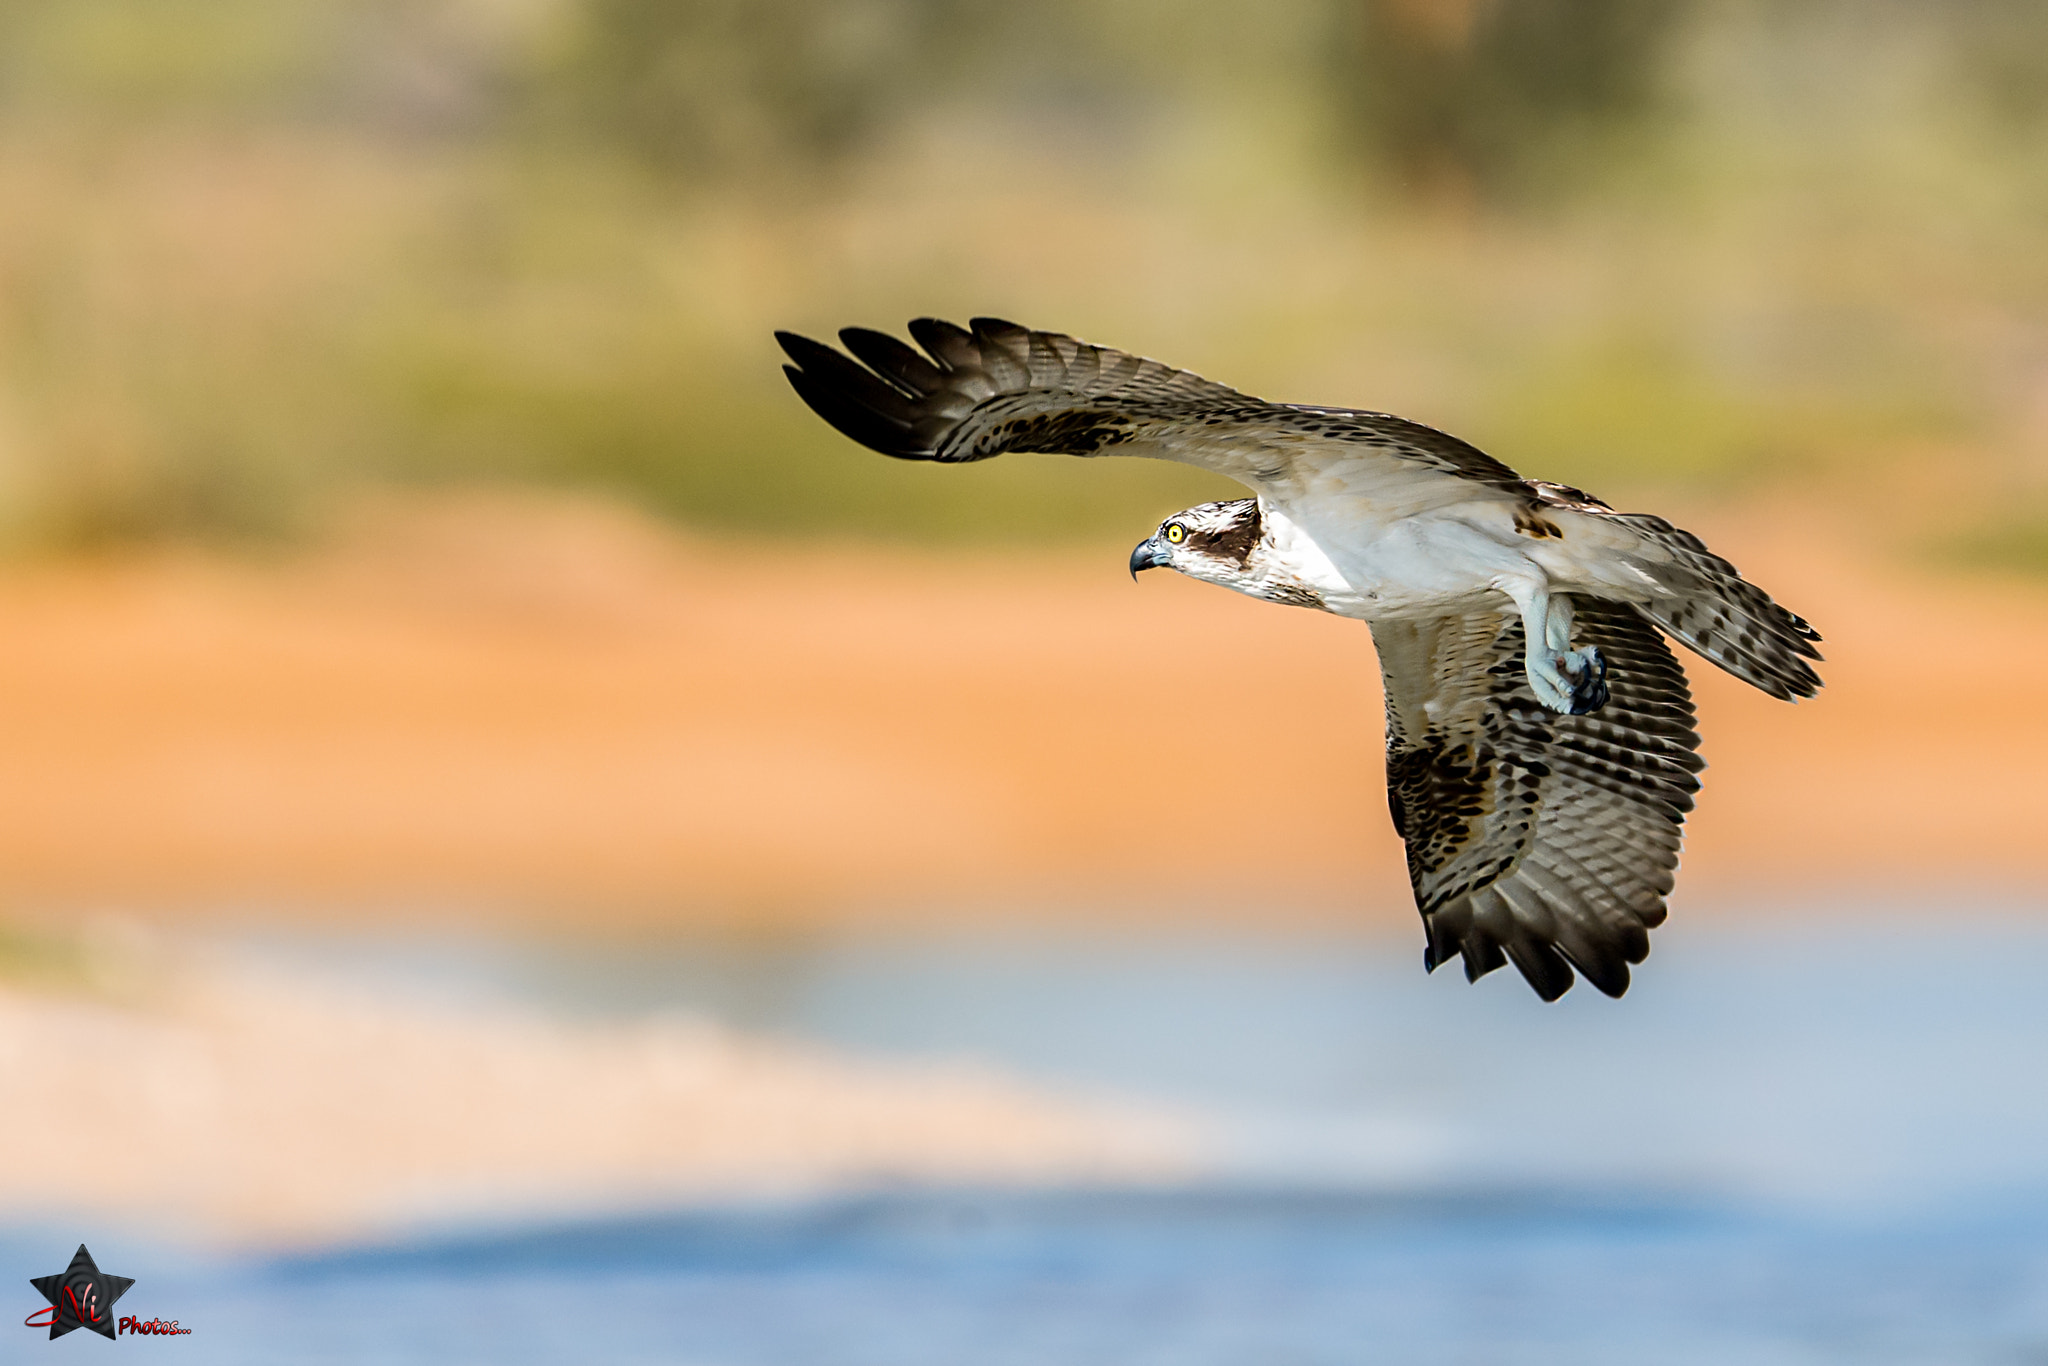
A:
[1610, 512, 1824, 700]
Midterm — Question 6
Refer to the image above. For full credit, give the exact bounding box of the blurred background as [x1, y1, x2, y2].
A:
[4, 1, 2048, 1361]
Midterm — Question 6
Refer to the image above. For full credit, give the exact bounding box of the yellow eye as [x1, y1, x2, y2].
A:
[1164, 524, 1186, 544]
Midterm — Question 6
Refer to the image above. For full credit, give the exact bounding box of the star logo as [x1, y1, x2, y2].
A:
[27, 1245, 133, 1341]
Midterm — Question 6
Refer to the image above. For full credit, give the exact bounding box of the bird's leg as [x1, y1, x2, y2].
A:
[1502, 579, 1609, 715]
[1543, 594, 1610, 714]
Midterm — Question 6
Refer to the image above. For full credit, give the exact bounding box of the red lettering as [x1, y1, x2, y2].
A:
[99, 1310, 194, 1336]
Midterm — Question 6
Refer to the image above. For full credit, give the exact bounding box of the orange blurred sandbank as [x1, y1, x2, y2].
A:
[0, 492, 2033, 934]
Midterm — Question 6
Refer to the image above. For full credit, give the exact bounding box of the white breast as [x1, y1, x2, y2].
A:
[1264, 496, 1546, 622]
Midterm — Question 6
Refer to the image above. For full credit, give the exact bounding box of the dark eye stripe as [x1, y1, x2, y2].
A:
[1186, 506, 1260, 565]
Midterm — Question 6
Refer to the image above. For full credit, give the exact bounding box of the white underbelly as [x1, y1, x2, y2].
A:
[1292, 508, 1545, 621]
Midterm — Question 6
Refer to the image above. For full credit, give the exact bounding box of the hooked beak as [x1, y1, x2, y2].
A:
[1129, 535, 1170, 580]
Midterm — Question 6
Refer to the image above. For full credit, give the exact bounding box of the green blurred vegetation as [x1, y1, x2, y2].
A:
[0, 0, 2045, 551]
[1934, 503, 2048, 578]
[0, 918, 89, 990]
[1331, 0, 1692, 203]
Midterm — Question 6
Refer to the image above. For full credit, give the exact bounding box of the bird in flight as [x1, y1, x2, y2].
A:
[776, 318, 1821, 1001]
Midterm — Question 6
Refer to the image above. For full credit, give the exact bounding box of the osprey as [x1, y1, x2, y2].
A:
[777, 318, 1822, 1001]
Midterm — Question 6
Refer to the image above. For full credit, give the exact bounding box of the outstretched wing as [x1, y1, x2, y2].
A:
[776, 317, 1529, 496]
[1373, 598, 1705, 1001]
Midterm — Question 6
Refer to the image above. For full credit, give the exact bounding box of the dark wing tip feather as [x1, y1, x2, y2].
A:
[969, 316, 1029, 342]
[1459, 933, 1508, 985]
[838, 327, 945, 396]
[778, 329, 934, 460]
[781, 361, 923, 460]
[1504, 938, 1576, 1002]
[1446, 925, 1630, 1000]
[1556, 938, 1633, 998]
[905, 316, 979, 370]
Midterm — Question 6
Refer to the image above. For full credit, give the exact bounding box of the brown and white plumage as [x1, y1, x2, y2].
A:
[778, 316, 1533, 491]
[1376, 600, 1703, 1000]
[777, 317, 1822, 1001]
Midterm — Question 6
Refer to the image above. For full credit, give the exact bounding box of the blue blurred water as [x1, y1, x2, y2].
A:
[12, 906, 2048, 1364]
[28, 1186, 2042, 1366]
[220, 905, 2048, 1207]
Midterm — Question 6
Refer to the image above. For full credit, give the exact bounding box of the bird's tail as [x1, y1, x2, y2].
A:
[1613, 513, 1824, 700]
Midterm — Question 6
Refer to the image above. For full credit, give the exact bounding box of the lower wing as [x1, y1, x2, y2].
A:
[1372, 598, 1705, 1000]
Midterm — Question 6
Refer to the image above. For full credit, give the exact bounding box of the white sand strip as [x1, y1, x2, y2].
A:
[0, 952, 1200, 1248]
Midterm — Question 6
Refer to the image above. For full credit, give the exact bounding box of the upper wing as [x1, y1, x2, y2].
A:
[1373, 598, 1705, 1001]
[775, 317, 1529, 496]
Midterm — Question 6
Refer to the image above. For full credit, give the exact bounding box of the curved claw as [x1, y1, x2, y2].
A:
[1563, 645, 1609, 715]
[1526, 644, 1608, 715]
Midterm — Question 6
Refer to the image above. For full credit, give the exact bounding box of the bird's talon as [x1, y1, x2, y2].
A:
[1562, 645, 1608, 715]
[1527, 644, 1607, 715]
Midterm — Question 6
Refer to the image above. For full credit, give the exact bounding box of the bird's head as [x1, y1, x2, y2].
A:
[1128, 499, 1262, 587]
